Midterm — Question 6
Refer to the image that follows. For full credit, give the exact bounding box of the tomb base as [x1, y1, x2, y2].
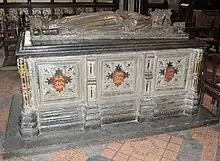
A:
[3, 94, 218, 159]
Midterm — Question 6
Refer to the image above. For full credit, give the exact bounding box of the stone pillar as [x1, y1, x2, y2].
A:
[17, 58, 39, 139]
[138, 98, 154, 122]
[185, 49, 203, 116]
[84, 59, 101, 130]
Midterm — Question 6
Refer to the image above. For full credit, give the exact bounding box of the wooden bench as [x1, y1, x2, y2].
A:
[199, 43, 220, 117]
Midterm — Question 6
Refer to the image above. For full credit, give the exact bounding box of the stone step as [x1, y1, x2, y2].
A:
[139, 109, 154, 115]
[86, 113, 100, 121]
[153, 108, 184, 118]
[40, 105, 82, 112]
[40, 115, 83, 127]
[40, 122, 84, 133]
[101, 113, 136, 124]
[85, 120, 101, 130]
[85, 107, 100, 115]
[100, 103, 135, 111]
[100, 108, 136, 117]
[153, 101, 185, 108]
[40, 113, 83, 123]
[153, 95, 185, 102]
[40, 108, 82, 119]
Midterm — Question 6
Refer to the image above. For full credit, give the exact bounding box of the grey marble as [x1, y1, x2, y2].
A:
[87, 155, 112, 161]
[216, 146, 220, 161]
[25, 153, 51, 161]
[17, 35, 208, 57]
[83, 144, 106, 160]
[0, 131, 4, 152]
[177, 131, 202, 161]
[210, 123, 220, 132]
[168, 129, 189, 138]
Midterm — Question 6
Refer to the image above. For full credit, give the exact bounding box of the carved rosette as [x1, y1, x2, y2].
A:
[17, 58, 39, 138]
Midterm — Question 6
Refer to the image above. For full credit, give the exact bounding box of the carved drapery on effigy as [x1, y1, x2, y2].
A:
[76, 7, 94, 14]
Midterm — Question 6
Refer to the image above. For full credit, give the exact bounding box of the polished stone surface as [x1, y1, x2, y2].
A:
[1, 70, 220, 161]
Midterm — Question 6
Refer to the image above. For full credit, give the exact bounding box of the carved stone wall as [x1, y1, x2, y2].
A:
[17, 48, 202, 137]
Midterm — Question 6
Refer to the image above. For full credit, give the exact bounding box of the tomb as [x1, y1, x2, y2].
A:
[3, 9, 218, 159]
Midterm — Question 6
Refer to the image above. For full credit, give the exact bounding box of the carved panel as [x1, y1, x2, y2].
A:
[0, 9, 4, 17]
[8, 8, 19, 21]
[54, 8, 74, 18]
[98, 57, 138, 97]
[97, 0, 113, 2]
[75, 8, 94, 15]
[0, 9, 4, 37]
[8, 8, 28, 21]
[32, 8, 52, 19]
[96, 8, 113, 12]
[155, 55, 189, 91]
[35, 60, 83, 104]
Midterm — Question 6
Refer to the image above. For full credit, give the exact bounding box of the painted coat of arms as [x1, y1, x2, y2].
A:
[46, 68, 72, 92]
[106, 64, 130, 87]
[159, 61, 179, 82]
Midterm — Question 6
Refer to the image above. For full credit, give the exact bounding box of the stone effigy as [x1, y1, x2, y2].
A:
[3, 9, 217, 159]
[30, 9, 187, 42]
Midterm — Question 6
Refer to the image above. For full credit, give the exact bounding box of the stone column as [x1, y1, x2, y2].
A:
[185, 49, 203, 116]
[17, 57, 39, 139]
[84, 59, 101, 130]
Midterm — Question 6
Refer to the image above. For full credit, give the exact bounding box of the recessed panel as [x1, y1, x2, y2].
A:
[36, 60, 82, 104]
[98, 57, 138, 97]
[155, 55, 189, 91]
